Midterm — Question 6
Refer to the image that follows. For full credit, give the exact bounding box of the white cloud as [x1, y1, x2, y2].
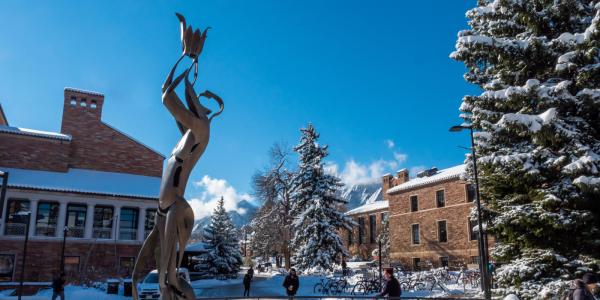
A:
[385, 139, 395, 149]
[409, 165, 427, 178]
[188, 175, 253, 220]
[326, 139, 409, 186]
[393, 151, 407, 163]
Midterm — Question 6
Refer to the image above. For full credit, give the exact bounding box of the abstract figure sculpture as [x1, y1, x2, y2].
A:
[132, 13, 223, 300]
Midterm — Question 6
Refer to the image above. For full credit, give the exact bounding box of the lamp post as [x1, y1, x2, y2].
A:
[16, 211, 31, 300]
[378, 239, 383, 286]
[60, 226, 68, 274]
[449, 124, 491, 300]
[0, 171, 8, 221]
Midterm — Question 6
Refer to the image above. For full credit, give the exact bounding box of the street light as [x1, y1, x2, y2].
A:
[0, 171, 8, 221]
[60, 226, 69, 274]
[16, 211, 31, 300]
[449, 124, 491, 300]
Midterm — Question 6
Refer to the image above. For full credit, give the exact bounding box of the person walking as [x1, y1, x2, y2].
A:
[51, 272, 66, 300]
[282, 268, 299, 297]
[565, 273, 598, 300]
[377, 268, 401, 298]
[248, 266, 254, 279]
[341, 258, 348, 276]
[243, 269, 252, 297]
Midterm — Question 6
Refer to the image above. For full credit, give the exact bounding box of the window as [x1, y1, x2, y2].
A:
[381, 212, 388, 223]
[412, 258, 421, 271]
[64, 256, 80, 275]
[358, 217, 365, 245]
[119, 257, 135, 276]
[119, 208, 139, 240]
[80, 98, 87, 107]
[436, 190, 445, 207]
[5, 199, 30, 236]
[90, 100, 97, 109]
[369, 215, 377, 244]
[0, 254, 16, 282]
[411, 224, 420, 244]
[438, 220, 448, 242]
[35, 201, 59, 236]
[66, 204, 87, 238]
[410, 195, 418, 212]
[144, 209, 156, 238]
[93, 206, 113, 239]
[69, 97, 77, 106]
[469, 219, 478, 241]
[440, 256, 449, 268]
[470, 256, 480, 265]
[466, 184, 476, 202]
[348, 229, 354, 245]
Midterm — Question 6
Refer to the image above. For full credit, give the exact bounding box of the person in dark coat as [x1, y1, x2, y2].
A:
[243, 269, 252, 297]
[566, 273, 598, 300]
[52, 272, 66, 300]
[282, 268, 299, 296]
[341, 258, 348, 276]
[377, 268, 401, 298]
[248, 266, 254, 279]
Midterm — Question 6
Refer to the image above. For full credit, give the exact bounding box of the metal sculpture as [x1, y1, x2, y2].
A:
[132, 13, 223, 300]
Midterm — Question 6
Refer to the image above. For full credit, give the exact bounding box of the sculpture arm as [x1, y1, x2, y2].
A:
[162, 60, 198, 133]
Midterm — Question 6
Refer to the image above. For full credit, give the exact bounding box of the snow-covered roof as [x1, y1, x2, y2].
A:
[0, 125, 71, 141]
[387, 164, 465, 194]
[185, 242, 208, 252]
[64, 87, 104, 97]
[1, 167, 160, 199]
[345, 200, 388, 215]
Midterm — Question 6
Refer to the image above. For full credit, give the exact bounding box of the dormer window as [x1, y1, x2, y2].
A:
[80, 99, 87, 107]
[70, 97, 77, 106]
[90, 100, 97, 109]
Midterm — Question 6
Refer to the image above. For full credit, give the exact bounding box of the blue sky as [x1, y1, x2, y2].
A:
[0, 1, 480, 217]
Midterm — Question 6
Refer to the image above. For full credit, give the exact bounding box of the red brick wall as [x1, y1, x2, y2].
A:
[60, 89, 164, 177]
[387, 179, 493, 269]
[0, 134, 70, 172]
[344, 208, 388, 259]
[0, 239, 153, 283]
[0, 89, 163, 177]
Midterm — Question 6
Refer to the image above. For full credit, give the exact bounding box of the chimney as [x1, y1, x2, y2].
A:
[61, 88, 105, 135]
[396, 168, 409, 184]
[382, 174, 393, 195]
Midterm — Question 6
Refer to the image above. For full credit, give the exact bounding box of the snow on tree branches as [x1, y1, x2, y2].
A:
[291, 123, 355, 272]
[451, 0, 600, 298]
[201, 197, 243, 275]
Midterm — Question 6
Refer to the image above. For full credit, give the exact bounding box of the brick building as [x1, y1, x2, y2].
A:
[344, 201, 388, 260]
[0, 88, 164, 284]
[383, 165, 492, 270]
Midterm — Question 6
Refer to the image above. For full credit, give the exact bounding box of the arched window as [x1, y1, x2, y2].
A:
[70, 97, 77, 106]
[90, 100, 97, 109]
[80, 99, 87, 107]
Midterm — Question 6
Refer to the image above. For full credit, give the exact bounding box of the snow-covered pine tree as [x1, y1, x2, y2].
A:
[451, 1, 600, 297]
[202, 197, 243, 276]
[291, 124, 355, 272]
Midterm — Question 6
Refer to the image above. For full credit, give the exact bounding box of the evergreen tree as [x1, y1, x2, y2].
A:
[451, 1, 600, 297]
[291, 124, 355, 272]
[202, 197, 243, 275]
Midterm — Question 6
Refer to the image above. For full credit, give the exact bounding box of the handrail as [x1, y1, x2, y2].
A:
[189, 297, 484, 300]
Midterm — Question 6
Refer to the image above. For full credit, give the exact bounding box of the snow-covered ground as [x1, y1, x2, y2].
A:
[3, 264, 482, 299]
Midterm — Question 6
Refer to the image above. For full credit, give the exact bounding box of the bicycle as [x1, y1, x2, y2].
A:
[351, 277, 381, 295]
[314, 277, 341, 295]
